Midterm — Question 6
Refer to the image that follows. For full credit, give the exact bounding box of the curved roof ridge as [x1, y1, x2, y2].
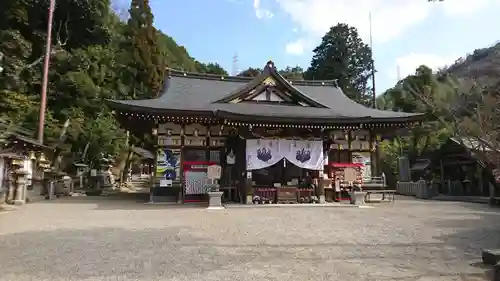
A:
[168, 68, 339, 87]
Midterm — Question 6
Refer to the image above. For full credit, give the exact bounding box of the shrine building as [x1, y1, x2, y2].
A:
[107, 61, 423, 204]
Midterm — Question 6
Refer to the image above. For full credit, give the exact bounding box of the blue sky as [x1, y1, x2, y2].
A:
[116, 0, 499, 93]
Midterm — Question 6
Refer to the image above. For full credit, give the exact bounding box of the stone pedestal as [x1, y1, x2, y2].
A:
[483, 249, 500, 266]
[0, 187, 6, 205]
[246, 195, 253, 205]
[350, 191, 367, 205]
[6, 173, 15, 203]
[13, 169, 28, 205]
[43, 171, 57, 200]
[317, 179, 326, 203]
[207, 191, 224, 209]
[493, 263, 500, 281]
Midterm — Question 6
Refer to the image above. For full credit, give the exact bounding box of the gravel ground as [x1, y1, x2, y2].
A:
[0, 196, 499, 281]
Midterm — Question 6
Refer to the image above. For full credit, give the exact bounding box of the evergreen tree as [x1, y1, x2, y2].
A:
[127, 0, 166, 98]
[305, 23, 373, 105]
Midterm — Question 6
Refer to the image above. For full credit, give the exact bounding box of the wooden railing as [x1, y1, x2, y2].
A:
[361, 176, 386, 190]
[253, 187, 277, 204]
[252, 187, 316, 204]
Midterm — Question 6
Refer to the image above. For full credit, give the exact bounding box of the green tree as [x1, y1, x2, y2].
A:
[305, 23, 373, 105]
[126, 0, 166, 98]
[377, 65, 451, 178]
[237, 67, 262, 77]
[279, 66, 304, 80]
[0, 0, 233, 172]
[196, 62, 228, 75]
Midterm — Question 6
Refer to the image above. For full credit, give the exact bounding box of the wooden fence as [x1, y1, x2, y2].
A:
[396, 180, 438, 199]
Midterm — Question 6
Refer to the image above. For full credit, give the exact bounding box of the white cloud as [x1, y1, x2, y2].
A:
[439, 0, 491, 16]
[275, 0, 433, 44]
[250, 0, 494, 55]
[391, 53, 459, 79]
[285, 39, 305, 55]
[253, 0, 274, 19]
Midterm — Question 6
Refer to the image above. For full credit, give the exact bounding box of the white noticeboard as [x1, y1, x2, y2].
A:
[160, 179, 172, 187]
[207, 165, 222, 180]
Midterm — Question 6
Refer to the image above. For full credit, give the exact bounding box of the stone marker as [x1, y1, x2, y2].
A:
[482, 249, 500, 266]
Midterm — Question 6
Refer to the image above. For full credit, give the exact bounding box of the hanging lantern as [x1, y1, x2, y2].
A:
[11, 158, 23, 166]
[29, 151, 36, 160]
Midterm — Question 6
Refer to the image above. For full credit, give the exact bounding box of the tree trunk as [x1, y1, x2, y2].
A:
[121, 149, 132, 183]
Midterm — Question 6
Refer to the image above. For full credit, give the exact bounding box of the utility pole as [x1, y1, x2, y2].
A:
[38, 0, 56, 144]
[369, 12, 376, 109]
[232, 53, 239, 76]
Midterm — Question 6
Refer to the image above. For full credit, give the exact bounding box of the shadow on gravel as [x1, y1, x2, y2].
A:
[431, 202, 500, 280]
[0, 226, 247, 281]
[32, 193, 209, 210]
[0, 225, 490, 281]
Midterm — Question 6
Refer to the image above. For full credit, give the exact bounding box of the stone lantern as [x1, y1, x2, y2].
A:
[74, 163, 88, 191]
[11, 158, 27, 205]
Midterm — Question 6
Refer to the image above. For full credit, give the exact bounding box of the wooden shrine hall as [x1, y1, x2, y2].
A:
[107, 61, 423, 204]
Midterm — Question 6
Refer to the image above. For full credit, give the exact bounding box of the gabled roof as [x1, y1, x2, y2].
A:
[131, 146, 154, 159]
[107, 61, 424, 123]
[213, 61, 328, 108]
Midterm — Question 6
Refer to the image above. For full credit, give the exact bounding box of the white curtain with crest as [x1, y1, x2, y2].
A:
[246, 139, 324, 171]
[281, 140, 324, 170]
[246, 139, 282, 170]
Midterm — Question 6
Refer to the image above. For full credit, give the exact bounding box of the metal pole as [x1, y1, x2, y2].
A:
[38, 0, 56, 144]
[369, 12, 376, 109]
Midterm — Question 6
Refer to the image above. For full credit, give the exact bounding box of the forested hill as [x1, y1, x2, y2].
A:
[376, 40, 500, 179]
[157, 33, 227, 75]
[445, 41, 500, 85]
[0, 0, 226, 168]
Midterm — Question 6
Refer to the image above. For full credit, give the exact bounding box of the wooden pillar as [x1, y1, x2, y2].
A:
[369, 129, 375, 177]
[150, 122, 159, 203]
[179, 124, 185, 204]
[347, 130, 352, 163]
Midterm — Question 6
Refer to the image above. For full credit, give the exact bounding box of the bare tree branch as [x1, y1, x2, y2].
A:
[409, 75, 500, 169]
[17, 18, 69, 72]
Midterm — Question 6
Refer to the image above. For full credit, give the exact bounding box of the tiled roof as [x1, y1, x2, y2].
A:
[108, 61, 423, 123]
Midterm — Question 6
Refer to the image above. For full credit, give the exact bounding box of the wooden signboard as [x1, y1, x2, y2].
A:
[207, 165, 222, 180]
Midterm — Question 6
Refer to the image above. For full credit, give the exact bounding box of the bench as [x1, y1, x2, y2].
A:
[364, 190, 396, 202]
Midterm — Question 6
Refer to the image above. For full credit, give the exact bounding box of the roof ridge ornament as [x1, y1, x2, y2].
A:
[265, 60, 275, 71]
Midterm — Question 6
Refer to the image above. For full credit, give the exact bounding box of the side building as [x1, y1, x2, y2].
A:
[107, 61, 423, 204]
